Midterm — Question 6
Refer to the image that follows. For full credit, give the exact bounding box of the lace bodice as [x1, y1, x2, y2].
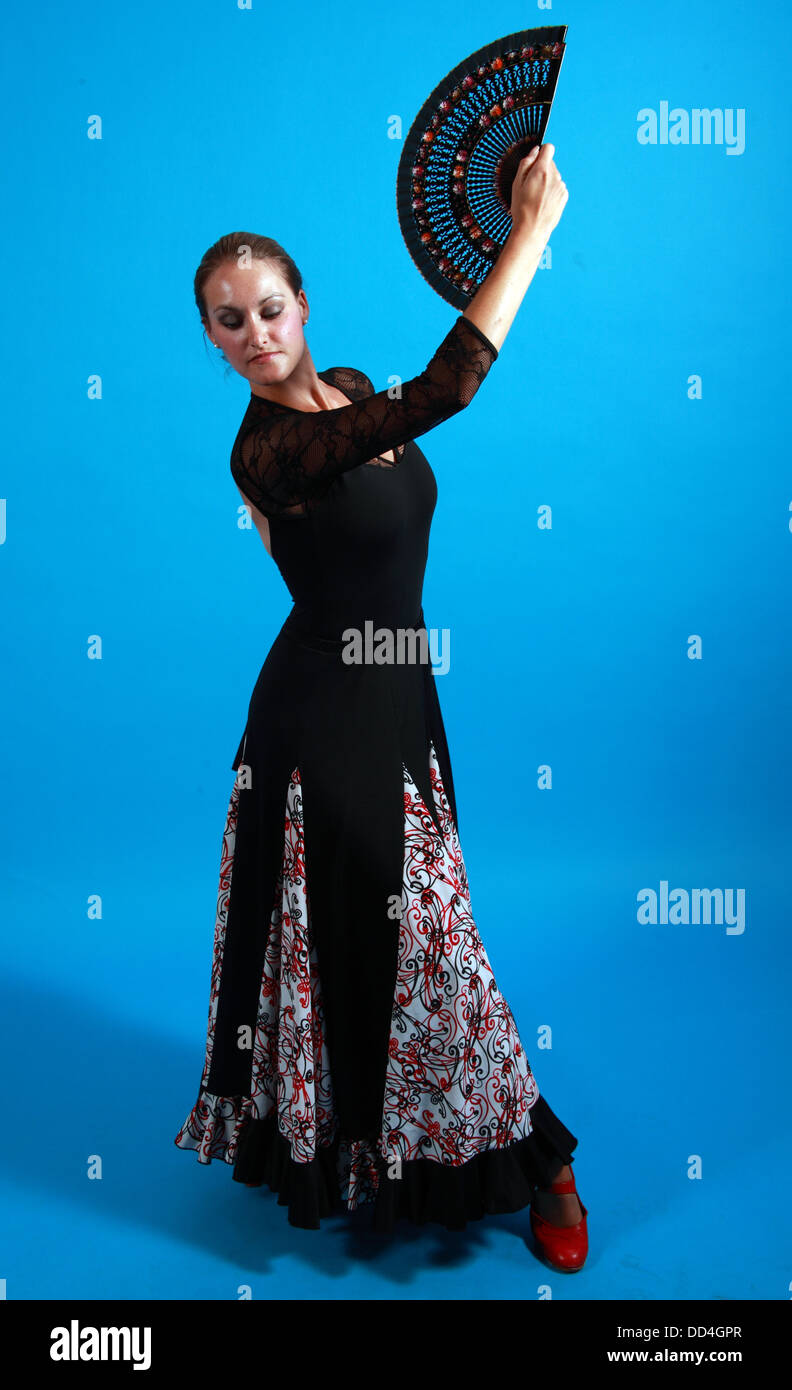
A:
[229, 314, 498, 518]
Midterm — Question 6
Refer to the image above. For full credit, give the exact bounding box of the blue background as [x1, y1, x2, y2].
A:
[1, 0, 789, 1300]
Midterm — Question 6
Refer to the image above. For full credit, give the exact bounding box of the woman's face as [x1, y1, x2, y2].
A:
[201, 259, 308, 390]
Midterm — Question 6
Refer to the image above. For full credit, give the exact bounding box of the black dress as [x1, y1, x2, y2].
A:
[174, 313, 578, 1231]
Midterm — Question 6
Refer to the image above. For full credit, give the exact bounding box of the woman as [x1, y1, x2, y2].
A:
[174, 142, 588, 1271]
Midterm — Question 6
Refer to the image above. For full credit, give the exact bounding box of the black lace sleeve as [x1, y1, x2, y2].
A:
[229, 313, 498, 517]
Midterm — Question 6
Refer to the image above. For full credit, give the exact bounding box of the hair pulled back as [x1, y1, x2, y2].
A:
[194, 232, 304, 362]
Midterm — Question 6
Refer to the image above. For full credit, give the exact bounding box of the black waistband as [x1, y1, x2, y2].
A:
[280, 606, 427, 653]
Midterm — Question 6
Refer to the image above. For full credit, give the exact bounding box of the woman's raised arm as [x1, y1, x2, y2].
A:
[230, 143, 568, 518]
[463, 142, 569, 352]
[230, 313, 498, 516]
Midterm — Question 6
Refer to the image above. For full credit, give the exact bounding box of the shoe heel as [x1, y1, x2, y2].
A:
[529, 1167, 589, 1273]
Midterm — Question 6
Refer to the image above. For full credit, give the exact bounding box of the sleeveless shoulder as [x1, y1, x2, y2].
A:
[230, 314, 498, 519]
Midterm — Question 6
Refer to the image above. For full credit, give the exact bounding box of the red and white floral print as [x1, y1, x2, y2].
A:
[174, 742, 541, 1210]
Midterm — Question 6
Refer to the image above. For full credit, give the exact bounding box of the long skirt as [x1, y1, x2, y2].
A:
[174, 613, 578, 1231]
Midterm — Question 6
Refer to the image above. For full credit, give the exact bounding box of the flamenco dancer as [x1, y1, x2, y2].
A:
[175, 141, 588, 1272]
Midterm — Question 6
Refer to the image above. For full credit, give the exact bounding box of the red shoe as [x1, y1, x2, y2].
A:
[529, 1166, 589, 1272]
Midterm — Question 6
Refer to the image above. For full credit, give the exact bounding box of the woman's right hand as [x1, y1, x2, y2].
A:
[509, 143, 568, 244]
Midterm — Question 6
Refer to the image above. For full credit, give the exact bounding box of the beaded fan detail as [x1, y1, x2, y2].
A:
[396, 25, 568, 308]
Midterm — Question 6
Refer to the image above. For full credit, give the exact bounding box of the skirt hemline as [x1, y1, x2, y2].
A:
[230, 1092, 578, 1233]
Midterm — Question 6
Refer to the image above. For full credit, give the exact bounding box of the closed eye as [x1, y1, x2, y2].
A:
[220, 308, 283, 329]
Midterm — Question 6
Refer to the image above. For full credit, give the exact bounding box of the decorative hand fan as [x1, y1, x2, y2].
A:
[396, 25, 568, 309]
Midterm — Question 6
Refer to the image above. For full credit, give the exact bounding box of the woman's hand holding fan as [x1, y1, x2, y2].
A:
[508, 142, 569, 246]
[396, 25, 569, 308]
